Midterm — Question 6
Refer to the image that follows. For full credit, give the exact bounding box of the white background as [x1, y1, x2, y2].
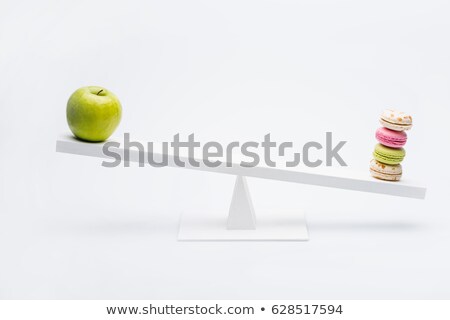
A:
[2, 300, 450, 320]
[0, 0, 449, 299]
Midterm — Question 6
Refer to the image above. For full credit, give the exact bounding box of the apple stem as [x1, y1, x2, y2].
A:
[97, 89, 104, 95]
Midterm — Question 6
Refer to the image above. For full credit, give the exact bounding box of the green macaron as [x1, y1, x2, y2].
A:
[373, 143, 405, 165]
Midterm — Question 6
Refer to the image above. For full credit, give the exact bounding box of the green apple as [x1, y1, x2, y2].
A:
[66, 86, 122, 142]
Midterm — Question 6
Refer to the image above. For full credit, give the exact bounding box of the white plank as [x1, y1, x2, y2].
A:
[56, 135, 427, 199]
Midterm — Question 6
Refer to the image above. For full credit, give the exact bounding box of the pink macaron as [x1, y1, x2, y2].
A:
[375, 127, 407, 148]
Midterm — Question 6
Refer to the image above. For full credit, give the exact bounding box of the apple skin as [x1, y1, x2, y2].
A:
[67, 86, 122, 142]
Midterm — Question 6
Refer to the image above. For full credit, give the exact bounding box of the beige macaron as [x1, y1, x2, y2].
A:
[379, 109, 413, 131]
[369, 159, 402, 181]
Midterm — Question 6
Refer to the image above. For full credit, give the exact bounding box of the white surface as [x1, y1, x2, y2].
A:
[56, 135, 427, 199]
[1, 0, 450, 299]
[179, 211, 308, 241]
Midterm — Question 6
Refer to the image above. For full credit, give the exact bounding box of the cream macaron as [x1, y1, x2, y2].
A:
[379, 109, 413, 131]
[369, 159, 402, 181]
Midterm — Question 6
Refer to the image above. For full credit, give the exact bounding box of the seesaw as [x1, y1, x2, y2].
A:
[56, 135, 427, 241]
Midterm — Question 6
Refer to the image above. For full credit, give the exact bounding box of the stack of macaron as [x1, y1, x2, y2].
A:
[370, 109, 412, 181]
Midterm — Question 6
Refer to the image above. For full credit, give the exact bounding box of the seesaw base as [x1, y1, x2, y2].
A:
[178, 211, 309, 241]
